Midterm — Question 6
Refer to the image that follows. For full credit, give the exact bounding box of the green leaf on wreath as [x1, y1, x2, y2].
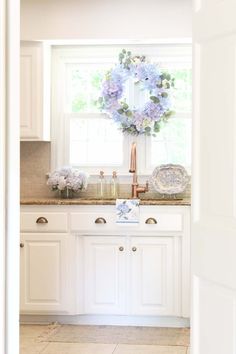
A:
[163, 110, 175, 120]
[122, 102, 129, 110]
[150, 96, 160, 104]
[145, 126, 151, 133]
[160, 73, 167, 80]
[154, 122, 160, 132]
[126, 110, 132, 117]
[165, 74, 171, 81]
[161, 92, 168, 98]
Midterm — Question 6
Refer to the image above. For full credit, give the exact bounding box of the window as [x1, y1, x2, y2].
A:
[51, 44, 192, 175]
[146, 64, 192, 172]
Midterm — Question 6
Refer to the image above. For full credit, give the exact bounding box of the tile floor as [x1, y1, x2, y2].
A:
[20, 325, 190, 354]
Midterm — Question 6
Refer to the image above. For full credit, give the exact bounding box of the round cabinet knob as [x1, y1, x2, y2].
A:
[95, 217, 107, 224]
[132, 247, 137, 252]
[145, 217, 157, 224]
[20, 243, 24, 248]
[119, 246, 124, 252]
[36, 217, 48, 224]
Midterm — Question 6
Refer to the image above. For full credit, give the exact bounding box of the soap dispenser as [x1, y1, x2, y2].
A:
[110, 171, 119, 199]
[97, 171, 107, 199]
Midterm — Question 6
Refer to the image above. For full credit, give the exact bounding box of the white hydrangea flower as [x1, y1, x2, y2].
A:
[59, 166, 73, 178]
[47, 171, 60, 188]
[46, 167, 89, 193]
[58, 176, 67, 191]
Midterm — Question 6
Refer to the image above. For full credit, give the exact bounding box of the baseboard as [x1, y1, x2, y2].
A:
[20, 314, 190, 328]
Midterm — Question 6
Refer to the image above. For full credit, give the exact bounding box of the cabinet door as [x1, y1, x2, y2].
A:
[20, 233, 71, 314]
[20, 44, 43, 140]
[130, 236, 181, 316]
[84, 236, 127, 315]
[20, 42, 50, 141]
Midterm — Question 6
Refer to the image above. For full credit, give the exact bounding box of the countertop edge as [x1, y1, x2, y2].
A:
[20, 198, 191, 206]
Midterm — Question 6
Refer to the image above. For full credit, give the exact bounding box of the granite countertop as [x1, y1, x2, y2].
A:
[20, 197, 191, 206]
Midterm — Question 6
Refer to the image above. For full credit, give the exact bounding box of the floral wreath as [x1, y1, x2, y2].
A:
[98, 49, 175, 136]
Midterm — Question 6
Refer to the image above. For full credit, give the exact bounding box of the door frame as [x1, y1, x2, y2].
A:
[1, 2, 193, 354]
[0, 0, 20, 353]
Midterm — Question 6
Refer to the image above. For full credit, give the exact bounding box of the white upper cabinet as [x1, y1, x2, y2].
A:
[20, 41, 50, 141]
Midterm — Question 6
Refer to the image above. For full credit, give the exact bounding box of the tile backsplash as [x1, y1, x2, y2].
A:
[21, 142, 191, 199]
[20, 142, 54, 198]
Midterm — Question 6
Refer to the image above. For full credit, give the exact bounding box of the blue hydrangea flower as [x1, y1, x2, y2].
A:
[111, 65, 129, 83]
[102, 80, 123, 100]
[132, 63, 160, 90]
[144, 101, 163, 121]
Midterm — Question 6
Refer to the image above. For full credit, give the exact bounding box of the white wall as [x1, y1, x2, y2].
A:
[20, 0, 192, 40]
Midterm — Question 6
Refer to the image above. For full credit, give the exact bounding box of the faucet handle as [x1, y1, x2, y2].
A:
[145, 181, 149, 191]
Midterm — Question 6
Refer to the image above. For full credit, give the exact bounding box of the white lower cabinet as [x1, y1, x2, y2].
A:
[84, 236, 127, 315]
[130, 237, 180, 316]
[82, 235, 181, 317]
[20, 205, 190, 321]
[20, 233, 72, 314]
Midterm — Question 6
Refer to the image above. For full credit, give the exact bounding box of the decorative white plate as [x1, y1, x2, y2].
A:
[151, 164, 190, 195]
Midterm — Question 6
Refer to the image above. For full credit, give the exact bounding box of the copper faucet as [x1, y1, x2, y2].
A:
[129, 142, 149, 198]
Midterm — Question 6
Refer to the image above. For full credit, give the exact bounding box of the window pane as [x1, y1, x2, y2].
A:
[150, 118, 191, 168]
[169, 68, 192, 113]
[70, 141, 87, 165]
[160, 66, 192, 113]
[70, 117, 123, 166]
[66, 64, 112, 113]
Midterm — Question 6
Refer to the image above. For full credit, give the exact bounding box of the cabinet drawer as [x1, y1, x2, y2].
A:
[140, 212, 183, 232]
[21, 212, 68, 232]
[71, 210, 183, 232]
[71, 212, 116, 232]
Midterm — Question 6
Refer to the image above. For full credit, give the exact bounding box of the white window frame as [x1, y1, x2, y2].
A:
[51, 43, 192, 178]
